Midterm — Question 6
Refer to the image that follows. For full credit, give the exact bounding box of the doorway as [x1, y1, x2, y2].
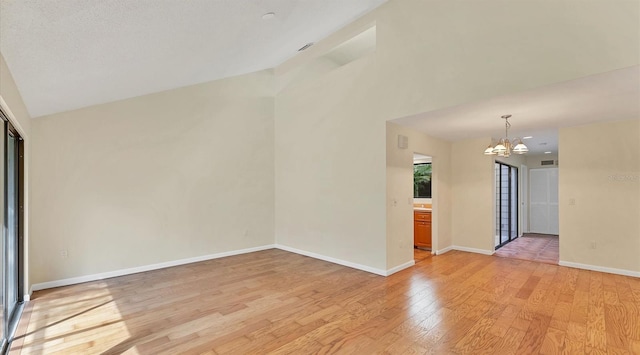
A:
[413, 153, 432, 257]
[0, 109, 25, 352]
[494, 165, 559, 264]
[495, 162, 518, 249]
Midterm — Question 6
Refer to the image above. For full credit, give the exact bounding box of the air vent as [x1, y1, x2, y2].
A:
[541, 160, 555, 166]
[298, 42, 314, 51]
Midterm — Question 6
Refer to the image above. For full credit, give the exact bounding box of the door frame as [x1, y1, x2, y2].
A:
[528, 167, 559, 235]
[495, 161, 519, 250]
[520, 164, 529, 234]
[0, 107, 25, 352]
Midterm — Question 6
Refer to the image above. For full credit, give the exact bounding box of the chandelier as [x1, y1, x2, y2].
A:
[483, 114, 528, 157]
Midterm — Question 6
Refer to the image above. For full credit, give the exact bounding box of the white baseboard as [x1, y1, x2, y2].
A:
[435, 246, 454, 255]
[275, 244, 388, 276]
[386, 260, 415, 276]
[30, 244, 276, 292]
[432, 245, 495, 256]
[451, 245, 495, 256]
[31, 243, 426, 293]
[559, 261, 640, 278]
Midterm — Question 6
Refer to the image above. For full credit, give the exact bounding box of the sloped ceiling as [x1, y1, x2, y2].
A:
[0, 0, 386, 117]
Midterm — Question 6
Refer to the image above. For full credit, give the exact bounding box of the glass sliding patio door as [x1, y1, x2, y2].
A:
[495, 162, 518, 249]
[0, 110, 24, 352]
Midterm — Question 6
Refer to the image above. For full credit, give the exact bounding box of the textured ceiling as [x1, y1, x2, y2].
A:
[392, 66, 640, 155]
[0, 0, 386, 117]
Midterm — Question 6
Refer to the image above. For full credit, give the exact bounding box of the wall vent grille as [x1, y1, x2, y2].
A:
[297, 43, 314, 51]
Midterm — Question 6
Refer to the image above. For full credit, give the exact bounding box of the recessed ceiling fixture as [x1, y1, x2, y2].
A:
[261, 12, 276, 20]
[544, 151, 552, 154]
[523, 136, 533, 139]
[483, 114, 529, 157]
[298, 42, 314, 51]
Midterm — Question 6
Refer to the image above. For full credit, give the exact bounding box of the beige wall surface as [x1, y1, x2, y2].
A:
[559, 119, 640, 272]
[451, 138, 495, 252]
[30, 70, 275, 284]
[386, 122, 452, 268]
[275, 55, 388, 270]
[274, 0, 639, 271]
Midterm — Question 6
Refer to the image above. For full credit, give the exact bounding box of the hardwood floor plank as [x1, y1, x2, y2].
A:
[9, 249, 640, 354]
[491, 326, 527, 354]
[586, 272, 607, 351]
[540, 326, 566, 354]
[562, 339, 585, 354]
[515, 314, 551, 354]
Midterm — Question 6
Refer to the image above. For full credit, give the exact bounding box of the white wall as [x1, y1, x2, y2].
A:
[559, 119, 640, 273]
[30, 70, 275, 284]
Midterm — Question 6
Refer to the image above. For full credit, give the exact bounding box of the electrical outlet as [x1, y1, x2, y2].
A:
[569, 198, 576, 206]
[60, 249, 68, 258]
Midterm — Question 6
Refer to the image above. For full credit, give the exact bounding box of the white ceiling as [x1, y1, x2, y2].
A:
[392, 66, 640, 155]
[0, 0, 386, 117]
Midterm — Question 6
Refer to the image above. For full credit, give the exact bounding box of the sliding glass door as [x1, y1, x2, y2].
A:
[0, 110, 24, 352]
[495, 162, 518, 249]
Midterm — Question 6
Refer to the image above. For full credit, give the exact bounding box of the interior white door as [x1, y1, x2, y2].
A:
[520, 164, 528, 234]
[529, 168, 559, 235]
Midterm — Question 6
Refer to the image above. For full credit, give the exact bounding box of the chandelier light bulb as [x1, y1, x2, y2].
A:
[484, 115, 528, 157]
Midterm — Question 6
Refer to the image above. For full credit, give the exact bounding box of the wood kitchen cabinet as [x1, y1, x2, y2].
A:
[414, 210, 432, 249]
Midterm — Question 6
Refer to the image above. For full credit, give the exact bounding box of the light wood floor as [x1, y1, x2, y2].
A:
[10, 249, 640, 354]
[495, 233, 560, 265]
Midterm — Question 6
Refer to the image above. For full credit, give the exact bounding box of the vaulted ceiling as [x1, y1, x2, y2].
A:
[0, 0, 386, 117]
[1, 0, 637, 155]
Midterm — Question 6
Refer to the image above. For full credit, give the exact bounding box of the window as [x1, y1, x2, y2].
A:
[413, 163, 432, 198]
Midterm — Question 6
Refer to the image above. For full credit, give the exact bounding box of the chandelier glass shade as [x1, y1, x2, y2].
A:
[484, 115, 528, 157]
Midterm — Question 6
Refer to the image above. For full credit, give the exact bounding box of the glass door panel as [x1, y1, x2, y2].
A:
[510, 167, 518, 241]
[0, 120, 4, 349]
[500, 164, 510, 245]
[0, 115, 24, 352]
[6, 132, 17, 325]
[495, 162, 518, 249]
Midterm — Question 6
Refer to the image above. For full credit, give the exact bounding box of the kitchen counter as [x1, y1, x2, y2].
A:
[414, 207, 432, 211]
